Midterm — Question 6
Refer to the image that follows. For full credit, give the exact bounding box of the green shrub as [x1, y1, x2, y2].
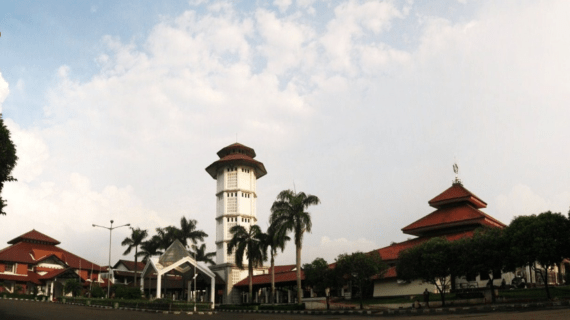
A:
[90, 285, 105, 298]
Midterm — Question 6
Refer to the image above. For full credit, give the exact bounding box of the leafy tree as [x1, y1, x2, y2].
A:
[459, 227, 507, 302]
[153, 227, 176, 251]
[170, 217, 208, 248]
[227, 224, 267, 303]
[90, 284, 105, 298]
[303, 257, 338, 309]
[121, 227, 148, 286]
[504, 211, 570, 299]
[64, 279, 82, 297]
[264, 223, 290, 304]
[136, 238, 163, 263]
[335, 251, 387, 309]
[396, 237, 457, 306]
[193, 243, 216, 265]
[270, 189, 320, 304]
[0, 115, 18, 215]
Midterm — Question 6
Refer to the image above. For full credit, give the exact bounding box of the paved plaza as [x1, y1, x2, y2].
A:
[3, 300, 570, 320]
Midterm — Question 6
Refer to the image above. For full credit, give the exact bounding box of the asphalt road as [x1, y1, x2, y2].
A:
[3, 300, 570, 320]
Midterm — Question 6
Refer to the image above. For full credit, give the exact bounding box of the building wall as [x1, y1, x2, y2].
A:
[374, 279, 427, 297]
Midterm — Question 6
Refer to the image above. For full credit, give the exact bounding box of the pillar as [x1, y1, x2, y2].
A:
[156, 274, 162, 299]
[210, 277, 215, 309]
[50, 281, 54, 301]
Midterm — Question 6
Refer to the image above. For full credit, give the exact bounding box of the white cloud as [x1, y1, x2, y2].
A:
[320, 0, 404, 73]
[0, 72, 8, 112]
[3, 172, 167, 264]
[4, 119, 49, 183]
[255, 9, 316, 75]
[273, 0, 292, 13]
[495, 184, 570, 225]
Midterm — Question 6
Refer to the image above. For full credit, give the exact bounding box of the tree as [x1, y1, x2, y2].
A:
[64, 279, 82, 297]
[153, 227, 176, 251]
[459, 227, 508, 303]
[270, 189, 321, 304]
[136, 238, 163, 263]
[302, 257, 337, 309]
[121, 227, 148, 287]
[170, 217, 208, 248]
[335, 251, 387, 309]
[264, 223, 290, 304]
[396, 237, 456, 306]
[0, 114, 18, 215]
[136, 238, 162, 297]
[504, 211, 570, 299]
[227, 224, 267, 303]
[193, 243, 216, 265]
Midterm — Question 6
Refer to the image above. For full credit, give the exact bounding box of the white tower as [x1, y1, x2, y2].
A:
[206, 143, 267, 303]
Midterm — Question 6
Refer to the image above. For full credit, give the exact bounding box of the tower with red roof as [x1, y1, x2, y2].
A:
[206, 142, 267, 303]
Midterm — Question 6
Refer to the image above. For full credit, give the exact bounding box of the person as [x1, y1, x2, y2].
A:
[423, 288, 430, 308]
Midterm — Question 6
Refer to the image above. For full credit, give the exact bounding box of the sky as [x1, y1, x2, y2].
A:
[1, 0, 569, 268]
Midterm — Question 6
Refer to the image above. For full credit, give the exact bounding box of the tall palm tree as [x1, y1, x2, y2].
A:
[154, 227, 176, 250]
[270, 189, 320, 304]
[136, 239, 162, 262]
[136, 239, 162, 298]
[193, 243, 216, 265]
[171, 217, 208, 249]
[227, 224, 267, 303]
[264, 223, 290, 304]
[121, 227, 148, 286]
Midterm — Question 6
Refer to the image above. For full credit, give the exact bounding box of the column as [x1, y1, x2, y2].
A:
[156, 274, 162, 299]
[210, 276, 215, 309]
[50, 281, 54, 301]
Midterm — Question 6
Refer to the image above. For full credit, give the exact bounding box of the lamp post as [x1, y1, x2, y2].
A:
[93, 220, 130, 299]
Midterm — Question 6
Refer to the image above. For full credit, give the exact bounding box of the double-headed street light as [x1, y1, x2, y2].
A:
[93, 220, 130, 298]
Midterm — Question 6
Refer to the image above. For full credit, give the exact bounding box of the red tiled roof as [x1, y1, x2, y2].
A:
[428, 183, 487, 209]
[206, 153, 267, 179]
[216, 143, 256, 158]
[0, 236, 104, 271]
[270, 264, 296, 274]
[0, 270, 42, 285]
[38, 268, 70, 280]
[114, 260, 146, 272]
[8, 230, 60, 245]
[401, 205, 505, 236]
[375, 231, 475, 262]
[234, 269, 304, 287]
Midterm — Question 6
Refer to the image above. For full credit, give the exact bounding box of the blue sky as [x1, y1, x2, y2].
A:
[1, 0, 569, 267]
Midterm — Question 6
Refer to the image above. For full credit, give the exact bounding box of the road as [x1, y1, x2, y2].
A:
[2, 300, 570, 320]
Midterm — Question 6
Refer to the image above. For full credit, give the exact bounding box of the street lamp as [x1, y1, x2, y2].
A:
[93, 220, 130, 298]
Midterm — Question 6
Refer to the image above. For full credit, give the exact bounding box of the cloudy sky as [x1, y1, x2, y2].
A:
[1, 0, 569, 268]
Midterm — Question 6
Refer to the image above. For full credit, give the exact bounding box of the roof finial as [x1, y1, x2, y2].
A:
[453, 157, 462, 185]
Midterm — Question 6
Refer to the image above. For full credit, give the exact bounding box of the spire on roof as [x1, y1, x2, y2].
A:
[452, 159, 462, 185]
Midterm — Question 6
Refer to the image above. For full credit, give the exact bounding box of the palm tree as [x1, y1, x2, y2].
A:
[270, 189, 320, 304]
[136, 238, 163, 263]
[264, 223, 290, 304]
[121, 227, 148, 286]
[193, 243, 216, 265]
[227, 224, 267, 303]
[171, 217, 208, 248]
[154, 227, 176, 250]
[136, 239, 162, 298]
